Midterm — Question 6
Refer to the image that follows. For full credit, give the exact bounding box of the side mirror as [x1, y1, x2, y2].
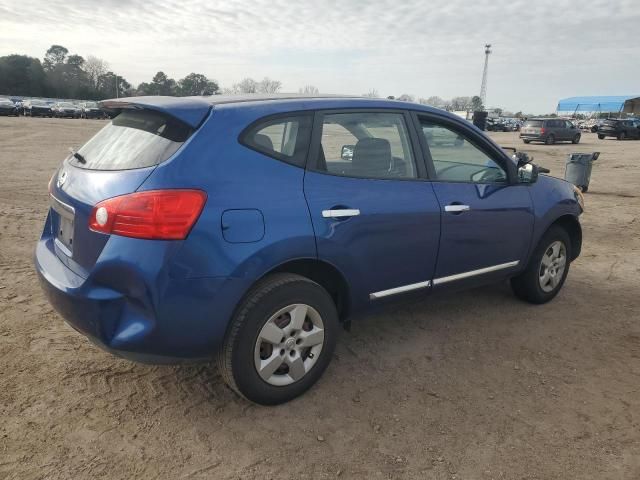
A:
[518, 163, 539, 183]
[341, 144, 355, 161]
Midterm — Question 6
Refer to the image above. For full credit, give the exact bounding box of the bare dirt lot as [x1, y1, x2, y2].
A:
[1, 116, 639, 480]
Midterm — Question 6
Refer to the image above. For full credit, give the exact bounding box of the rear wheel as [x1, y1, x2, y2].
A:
[218, 273, 339, 405]
[511, 226, 571, 304]
[572, 134, 581, 144]
[598, 134, 605, 140]
[618, 131, 626, 140]
[545, 134, 555, 145]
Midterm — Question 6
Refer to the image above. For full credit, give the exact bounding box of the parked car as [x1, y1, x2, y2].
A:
[520, 118, 581, 145]
[597, 119, 640, 140]
[79, 101, 105, 119]
[486, 118, 509, 132]
[23, 99, 53, 117]
[52, 102, 81, 118]
[0, 98, 19, 116]
[36, 95, 584, 404]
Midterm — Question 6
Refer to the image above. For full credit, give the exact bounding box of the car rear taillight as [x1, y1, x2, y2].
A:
[89, 189, 207, 240]
[540, 127, 545, 134]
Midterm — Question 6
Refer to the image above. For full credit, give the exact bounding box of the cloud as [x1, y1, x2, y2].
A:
[1, 0, 639, 111]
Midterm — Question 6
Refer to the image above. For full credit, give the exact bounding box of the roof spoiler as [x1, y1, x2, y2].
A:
[99, 96, 212, 128]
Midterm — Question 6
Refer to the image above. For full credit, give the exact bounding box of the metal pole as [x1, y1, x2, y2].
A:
[116, 75, 119, 98]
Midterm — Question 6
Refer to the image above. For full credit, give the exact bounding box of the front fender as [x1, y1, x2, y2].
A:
[527, 175, 582, 262]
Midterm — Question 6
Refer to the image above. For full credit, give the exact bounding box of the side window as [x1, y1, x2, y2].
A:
[419, 119, 507, 184]
[241, 115, 312, 167]
[316, 112, 417, 179]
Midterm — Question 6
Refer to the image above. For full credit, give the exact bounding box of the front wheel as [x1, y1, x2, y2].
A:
[572, 134, 581, 144]
[511, 226, 572, 304]
[545, 134, 555, 145]
[598, 134, 605, 140]
[523, 139, 531, 144]
[218, 273, 339, 405]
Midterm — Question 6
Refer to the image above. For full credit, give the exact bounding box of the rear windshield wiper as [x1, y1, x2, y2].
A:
[69, 147, 86, 164]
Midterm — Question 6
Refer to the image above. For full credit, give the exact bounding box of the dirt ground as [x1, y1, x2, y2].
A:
[0, 116, 638, 480]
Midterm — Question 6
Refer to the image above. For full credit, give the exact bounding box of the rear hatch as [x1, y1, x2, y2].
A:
[48, 108, 196, 277]
[521, 120, 544, 135]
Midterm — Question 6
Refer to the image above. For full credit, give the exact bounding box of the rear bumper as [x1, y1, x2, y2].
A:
[35, 234, 250, 363]
[520, 133, 544, 140]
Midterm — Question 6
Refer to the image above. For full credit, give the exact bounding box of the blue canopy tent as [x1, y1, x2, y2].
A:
[557, 95, 640, 115]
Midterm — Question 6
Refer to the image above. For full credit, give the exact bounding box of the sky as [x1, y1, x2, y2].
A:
[1, 0, 639, 113]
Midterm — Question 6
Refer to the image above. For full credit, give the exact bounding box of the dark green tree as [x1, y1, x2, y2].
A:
[43, 45, 68, 71]
[471, 96, 484, 112]
[0, 55, 46, 96]
[177, 73, 219, 96]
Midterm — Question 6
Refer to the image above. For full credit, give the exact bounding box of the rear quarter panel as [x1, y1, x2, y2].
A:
[138, 107, 318, 282]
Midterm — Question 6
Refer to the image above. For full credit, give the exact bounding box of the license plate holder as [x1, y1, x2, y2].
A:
[50, 195, 75, 254]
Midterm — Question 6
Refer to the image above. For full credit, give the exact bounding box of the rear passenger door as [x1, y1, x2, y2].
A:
[304, 110, 441, 308]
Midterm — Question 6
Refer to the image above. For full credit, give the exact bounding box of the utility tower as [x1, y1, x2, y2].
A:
[479, 44, 491, 106]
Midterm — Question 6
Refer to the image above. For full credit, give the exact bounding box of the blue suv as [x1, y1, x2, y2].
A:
[36, 95, 584, 404]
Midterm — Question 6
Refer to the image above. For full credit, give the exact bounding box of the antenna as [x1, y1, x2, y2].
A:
[480, 44, 491, 106]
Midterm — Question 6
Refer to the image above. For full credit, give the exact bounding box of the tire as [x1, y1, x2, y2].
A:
[511, 226, 572, 304]
[523, 140, 531, 144]
[598, 134, 605, 140]
[580, 185, 588, 193]
[545, 134, 555, 145]
[618, 131, 626, 140]
[218, 273, 339, 405]
[572, 134, 581, 144]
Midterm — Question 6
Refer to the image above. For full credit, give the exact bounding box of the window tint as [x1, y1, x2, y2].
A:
[242, 115, 312, 167]
[524, 120, 543, 128]
[420, 120, 507, 183]
[70, 110, 193, 170]
[316, 112, 416, 179]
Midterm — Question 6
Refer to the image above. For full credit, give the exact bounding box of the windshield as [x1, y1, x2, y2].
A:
[70, 109, 193, 170]
[524, 120, 544, 127]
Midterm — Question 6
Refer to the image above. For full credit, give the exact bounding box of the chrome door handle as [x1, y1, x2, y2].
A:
[444, 204, 470, 213]
[322, 209, 360, 218]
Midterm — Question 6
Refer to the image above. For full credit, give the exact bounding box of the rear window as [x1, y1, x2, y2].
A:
[524, 120, 543, 127]
[240, 114, 312, 167]
[70, 110, 193, 170]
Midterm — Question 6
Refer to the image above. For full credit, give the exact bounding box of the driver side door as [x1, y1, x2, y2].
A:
[415, 115, 534, 289]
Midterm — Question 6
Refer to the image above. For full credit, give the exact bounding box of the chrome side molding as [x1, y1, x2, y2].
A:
[369, 280, 431, 300]
[432, 261, 520, 285]
[369, 261, 520, 300]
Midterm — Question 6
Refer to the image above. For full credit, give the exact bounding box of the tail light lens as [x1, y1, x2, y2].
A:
[540, 127, 546, 134]
[89, 189, 207, 240]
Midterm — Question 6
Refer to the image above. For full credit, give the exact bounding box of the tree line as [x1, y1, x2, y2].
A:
[0, 45, 287, 100]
